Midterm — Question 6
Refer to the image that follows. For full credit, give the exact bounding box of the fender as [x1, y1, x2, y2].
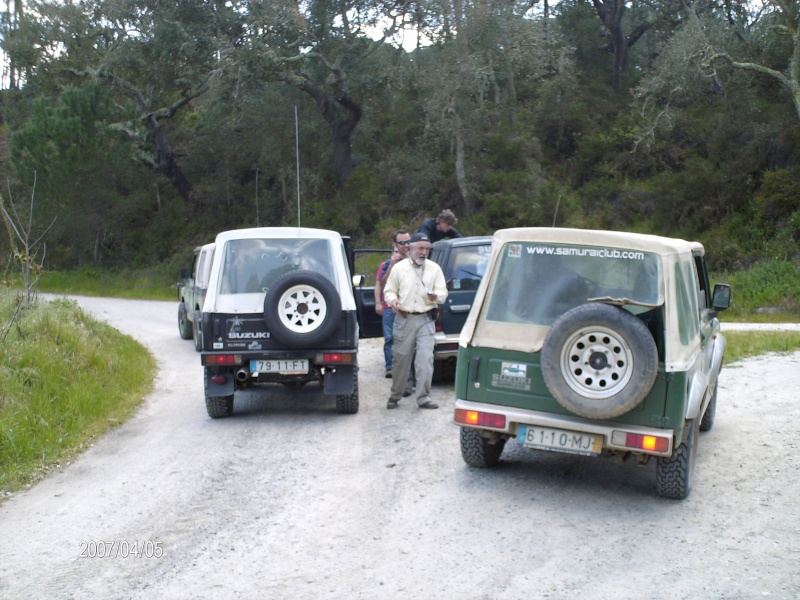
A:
[686, 330, 727, 421]
[685, 370, 709, 421]
[708, 332, 727, 390]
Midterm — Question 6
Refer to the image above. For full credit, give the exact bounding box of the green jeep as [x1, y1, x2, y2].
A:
[454, 228, 732, 499]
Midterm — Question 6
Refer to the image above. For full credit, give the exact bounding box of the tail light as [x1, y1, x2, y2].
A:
[611, 431, 670, 453]
[203, 354, 241, 366]
[455, 409, 506, 429]
[316, 352, 354, 364]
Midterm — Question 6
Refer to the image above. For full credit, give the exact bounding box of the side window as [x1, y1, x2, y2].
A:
[190, 251, 200, 279]
[674, 260, 700, 346]
[693, 253, 710, 310]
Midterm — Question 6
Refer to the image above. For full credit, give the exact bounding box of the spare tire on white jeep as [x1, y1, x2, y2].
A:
[263, 270, 342, 348]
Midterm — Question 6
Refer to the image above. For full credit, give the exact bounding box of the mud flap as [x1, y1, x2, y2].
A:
[323, 366, 356, 395]
[205, 368, 235, 397]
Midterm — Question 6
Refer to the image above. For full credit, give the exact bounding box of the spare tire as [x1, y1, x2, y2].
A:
[541, 303, 658, 419]
[264, 270, 341, 349]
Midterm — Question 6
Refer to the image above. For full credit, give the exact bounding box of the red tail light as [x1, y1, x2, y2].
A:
[455, 409, 506, 429]
[203, 354, 241, 366]
[316, 353, 354, 364]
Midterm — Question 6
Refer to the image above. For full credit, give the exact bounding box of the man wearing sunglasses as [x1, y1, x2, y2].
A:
[375, 230, 412, 379]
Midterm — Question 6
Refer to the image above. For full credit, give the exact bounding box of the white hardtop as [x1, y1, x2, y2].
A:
[461, 228, 709, 372]
[212, 227, 345, 244]
[204, 227, 355, 313]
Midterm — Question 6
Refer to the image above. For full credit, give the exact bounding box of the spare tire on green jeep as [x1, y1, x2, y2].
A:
[541, 303, 658, 419]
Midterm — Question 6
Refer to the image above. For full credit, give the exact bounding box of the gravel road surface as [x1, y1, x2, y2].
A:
[0, 297, 798, 599]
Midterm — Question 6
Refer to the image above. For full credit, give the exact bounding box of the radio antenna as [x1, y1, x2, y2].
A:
[295, 105, 301, 227]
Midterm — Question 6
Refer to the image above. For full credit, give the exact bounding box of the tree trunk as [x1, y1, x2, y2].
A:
[292, 76, 363, 188]
[451, 109, 470, 211]
[149, 114, 194, 205]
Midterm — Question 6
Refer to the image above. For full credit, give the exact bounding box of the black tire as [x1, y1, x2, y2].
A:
[178, 302, 193, 340]
[204, 376, 233, 418]
[656, 418, 699, 500]
[541, 303, 658, 419]
[700, 386, 717, 432]
[460, 427, 506, 468]
[263, 270, 341, 349]
[335, 369, 359, 414]
[193, 310, 203, 351]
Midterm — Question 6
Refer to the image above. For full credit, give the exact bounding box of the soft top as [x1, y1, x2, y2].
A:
[491, 228, 702, 257]
[461, 228, 707, 372]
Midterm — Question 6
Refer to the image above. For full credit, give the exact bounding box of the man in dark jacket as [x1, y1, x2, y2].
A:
[415, 209, 463, 243]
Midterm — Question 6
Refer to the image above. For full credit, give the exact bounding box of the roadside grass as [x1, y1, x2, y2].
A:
[713, 259, 800, 321]
[36, 266, 177, 301]
[722, 330, 800, 365]
[0, 295, 154, 496]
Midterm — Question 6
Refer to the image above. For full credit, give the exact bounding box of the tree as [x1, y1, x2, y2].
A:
[586, 0, 688, 91]
[694, 0, 800, 121]
[11, 0, 245, 208]
[240, 0, 414, 189]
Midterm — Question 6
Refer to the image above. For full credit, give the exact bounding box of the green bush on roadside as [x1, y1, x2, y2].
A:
[713, 258, 800, 319]
[0, 296, 154, 494]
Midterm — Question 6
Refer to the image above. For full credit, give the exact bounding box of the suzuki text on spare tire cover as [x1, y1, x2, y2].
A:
[198, 227, 362, 418]
[453, 227, 732, 499]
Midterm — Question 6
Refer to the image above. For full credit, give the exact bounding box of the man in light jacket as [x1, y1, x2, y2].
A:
[383, 232, 448, 410]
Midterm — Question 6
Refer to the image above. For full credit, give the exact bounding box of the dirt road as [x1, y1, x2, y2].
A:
[1, 297, 798, 599]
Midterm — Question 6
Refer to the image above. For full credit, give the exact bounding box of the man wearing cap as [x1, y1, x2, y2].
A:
[383, 232, 448, 410]
[415, 209, 463, 243]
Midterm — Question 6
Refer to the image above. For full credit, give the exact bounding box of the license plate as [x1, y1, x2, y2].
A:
[517, 425, 603, 456]
[251, 359, 309, 374]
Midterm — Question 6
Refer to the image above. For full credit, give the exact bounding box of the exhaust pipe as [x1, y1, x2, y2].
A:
[235, 368, 250, 382]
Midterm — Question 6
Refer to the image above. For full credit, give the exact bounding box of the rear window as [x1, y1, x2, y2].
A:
[486, 242, 661, 326]
[218, 238, 335, 294]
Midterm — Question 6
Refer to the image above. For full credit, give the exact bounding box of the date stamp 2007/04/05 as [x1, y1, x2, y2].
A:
[79, 540, 163, 559]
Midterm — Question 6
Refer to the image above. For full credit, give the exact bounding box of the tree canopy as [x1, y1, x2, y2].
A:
[0, 0, 798, 272]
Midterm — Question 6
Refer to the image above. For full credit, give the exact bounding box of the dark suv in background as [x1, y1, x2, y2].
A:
[428, 236, 492, 380]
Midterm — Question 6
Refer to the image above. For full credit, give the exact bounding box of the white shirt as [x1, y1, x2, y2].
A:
[383, 258, 448, 313]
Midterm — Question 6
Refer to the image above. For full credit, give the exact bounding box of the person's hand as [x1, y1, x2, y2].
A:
[391, 299, 400, 313]
[375, 303, 384, 315]
[427, 291, 437, 301]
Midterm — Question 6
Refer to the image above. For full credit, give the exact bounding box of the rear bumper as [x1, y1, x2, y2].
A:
[453, 399, 675, 457]
[433, 331, 460, 361]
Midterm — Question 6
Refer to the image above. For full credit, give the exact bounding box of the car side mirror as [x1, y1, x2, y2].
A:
[179, 268, 188, 279]
[352, 274, 366, 287]
[711, 283, 732, 311]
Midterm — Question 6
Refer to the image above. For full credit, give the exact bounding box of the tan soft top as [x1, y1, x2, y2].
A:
[460, 228, 706, 372]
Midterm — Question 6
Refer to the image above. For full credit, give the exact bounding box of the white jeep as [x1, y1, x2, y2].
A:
[198, 227, 361, 418]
